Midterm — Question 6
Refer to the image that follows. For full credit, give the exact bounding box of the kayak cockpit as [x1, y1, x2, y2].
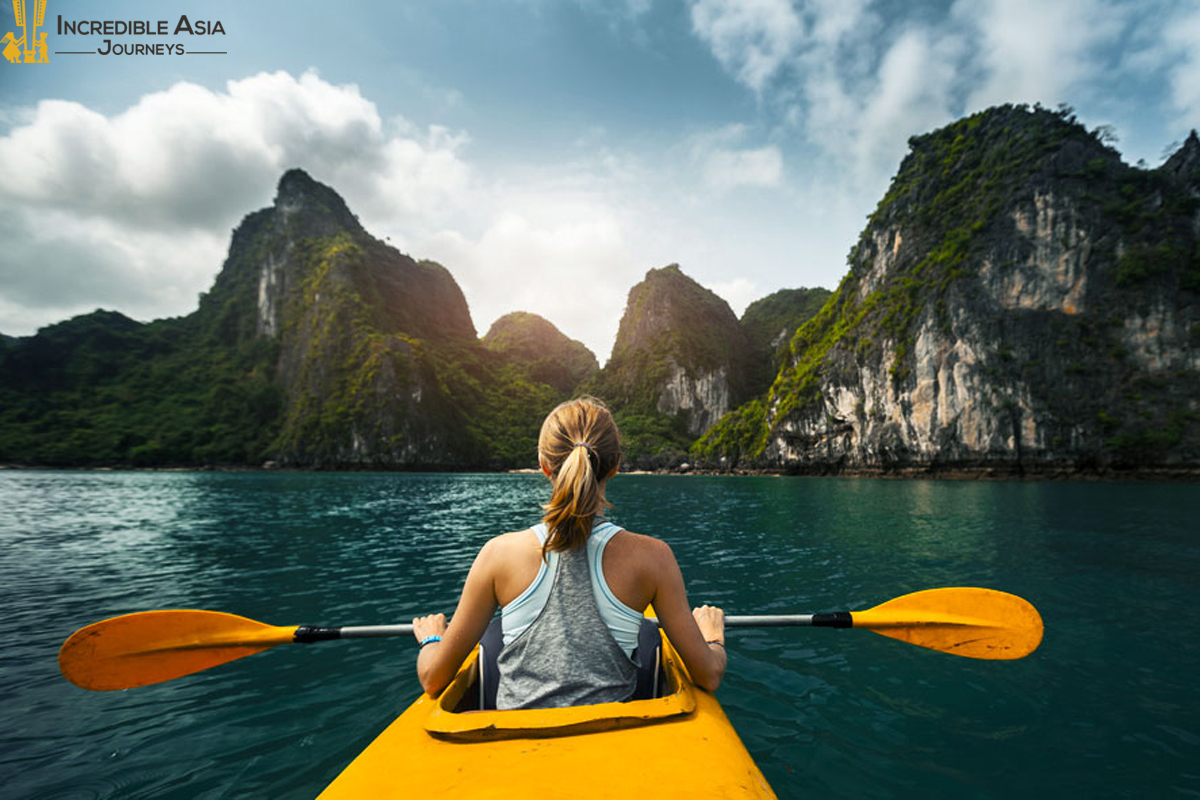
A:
[423, 632, 697, 742]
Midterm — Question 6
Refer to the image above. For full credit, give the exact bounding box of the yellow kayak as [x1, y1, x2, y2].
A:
[318, 628, 776, 798]
[56, 588, 1042, 797]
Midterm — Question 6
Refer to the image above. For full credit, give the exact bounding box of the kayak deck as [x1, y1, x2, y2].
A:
[319, 635, 775, 798]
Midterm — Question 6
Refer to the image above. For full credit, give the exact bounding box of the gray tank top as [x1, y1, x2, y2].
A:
[495, 539, 638, 710]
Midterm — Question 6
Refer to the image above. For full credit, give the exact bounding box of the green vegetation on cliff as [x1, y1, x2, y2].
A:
[0, 311, 282, 466]
[741, 288, 833, 353]
[696, 105, 1200, 468]
[740, 287, 832, 389]
[483, 311, 599, 394]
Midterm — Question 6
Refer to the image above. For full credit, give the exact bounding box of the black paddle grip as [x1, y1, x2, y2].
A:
[293, 626, 343, 643]
[811, 612, 853, 628]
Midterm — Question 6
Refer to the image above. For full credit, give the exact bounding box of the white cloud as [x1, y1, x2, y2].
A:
[703, 145, 783, 191]
[766, 15, 962, 196]
[687, 0, 956, 193]
[689, 0, 804, 94]
[802, 0, 871, 50]
[686, 124, 784, 191]
[0, 209, 226, 314]
[684, 0, 1185, 201]
[1, 71, 384, 230]
[0, 70, 471, 334]
[1162, 6, 1200, 126]
[956, 0, 1130, 112]
[0, 68, 471, 235]
[850, 30, 964, 182]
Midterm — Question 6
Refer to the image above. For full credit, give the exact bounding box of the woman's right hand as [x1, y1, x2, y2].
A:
[412, 613, 447, 644]
[693, 604, 725, 645]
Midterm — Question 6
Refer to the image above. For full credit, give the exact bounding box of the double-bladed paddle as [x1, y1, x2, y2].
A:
[58, 587, 1043, 691]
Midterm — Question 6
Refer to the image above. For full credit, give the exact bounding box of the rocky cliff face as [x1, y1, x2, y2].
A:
[655, 362, 734, 435]
[587, 265, 754, 464]
[209, 170, 481, 467]
[697, 106, 1200, 474]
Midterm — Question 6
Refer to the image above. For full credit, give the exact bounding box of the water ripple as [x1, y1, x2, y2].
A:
[2, 471, 1198, 798]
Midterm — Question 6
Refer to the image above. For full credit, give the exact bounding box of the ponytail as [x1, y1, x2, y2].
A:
[538, 397, 621, 558]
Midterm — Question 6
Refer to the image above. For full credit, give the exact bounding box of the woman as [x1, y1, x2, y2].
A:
[412, 397, 726, 709]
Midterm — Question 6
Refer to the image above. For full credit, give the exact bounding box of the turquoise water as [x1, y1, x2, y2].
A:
[1, 470, 1197, 798]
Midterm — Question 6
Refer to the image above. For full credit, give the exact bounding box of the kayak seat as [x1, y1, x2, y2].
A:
[477, 617, 662, 710]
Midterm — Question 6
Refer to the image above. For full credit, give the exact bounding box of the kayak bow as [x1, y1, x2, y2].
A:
[318, 620, 775, 799]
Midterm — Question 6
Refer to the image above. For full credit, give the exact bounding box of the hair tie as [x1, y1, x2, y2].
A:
[573, 441, 597, 460]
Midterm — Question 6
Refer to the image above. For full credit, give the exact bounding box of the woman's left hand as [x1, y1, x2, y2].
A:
[692, 604, 725, 645]
[412, 613, 447, 643]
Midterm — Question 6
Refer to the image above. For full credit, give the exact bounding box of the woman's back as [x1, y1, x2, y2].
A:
[411, 397, 726, 704]
[494, 524, 640, 708]
[498, 522, 643, 654]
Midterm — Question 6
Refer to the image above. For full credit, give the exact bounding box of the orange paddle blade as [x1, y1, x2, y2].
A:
[851, 587, 1043, 660]
[59, 610, 298, 691]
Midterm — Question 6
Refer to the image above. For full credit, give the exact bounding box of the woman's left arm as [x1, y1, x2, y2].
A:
[412, 538, 501, 696]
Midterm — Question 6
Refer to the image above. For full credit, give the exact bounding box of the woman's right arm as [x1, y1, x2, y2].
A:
[413, 537, 501, 696]
[646, 539, 726, 692]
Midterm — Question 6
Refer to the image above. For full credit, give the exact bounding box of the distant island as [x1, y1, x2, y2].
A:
[2, 104, 1198, 478]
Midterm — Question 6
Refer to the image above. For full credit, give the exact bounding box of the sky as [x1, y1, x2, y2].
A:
[1, 0, 1198, 363]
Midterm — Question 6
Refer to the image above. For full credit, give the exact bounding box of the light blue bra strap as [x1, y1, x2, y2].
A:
[587, 522, 643, 625]
[589, 520, 622, 545]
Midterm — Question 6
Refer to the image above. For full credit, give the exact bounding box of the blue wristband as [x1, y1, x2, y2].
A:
[419, 635, 442, 648]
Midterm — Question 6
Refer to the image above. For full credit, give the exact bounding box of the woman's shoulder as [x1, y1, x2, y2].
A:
[485, 527, 539, 549]
[608, 528, 675, 563]
[477, 527, 540, 562]
[603, 529, 679, 599]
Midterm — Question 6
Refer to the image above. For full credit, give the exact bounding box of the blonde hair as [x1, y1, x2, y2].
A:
[539, 397, 621, 557]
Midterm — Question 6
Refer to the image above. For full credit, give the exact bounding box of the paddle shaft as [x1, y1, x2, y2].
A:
[726, 614, 850, 628]
[653, 614, 851, 628]
[295, 613, 851, 643]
